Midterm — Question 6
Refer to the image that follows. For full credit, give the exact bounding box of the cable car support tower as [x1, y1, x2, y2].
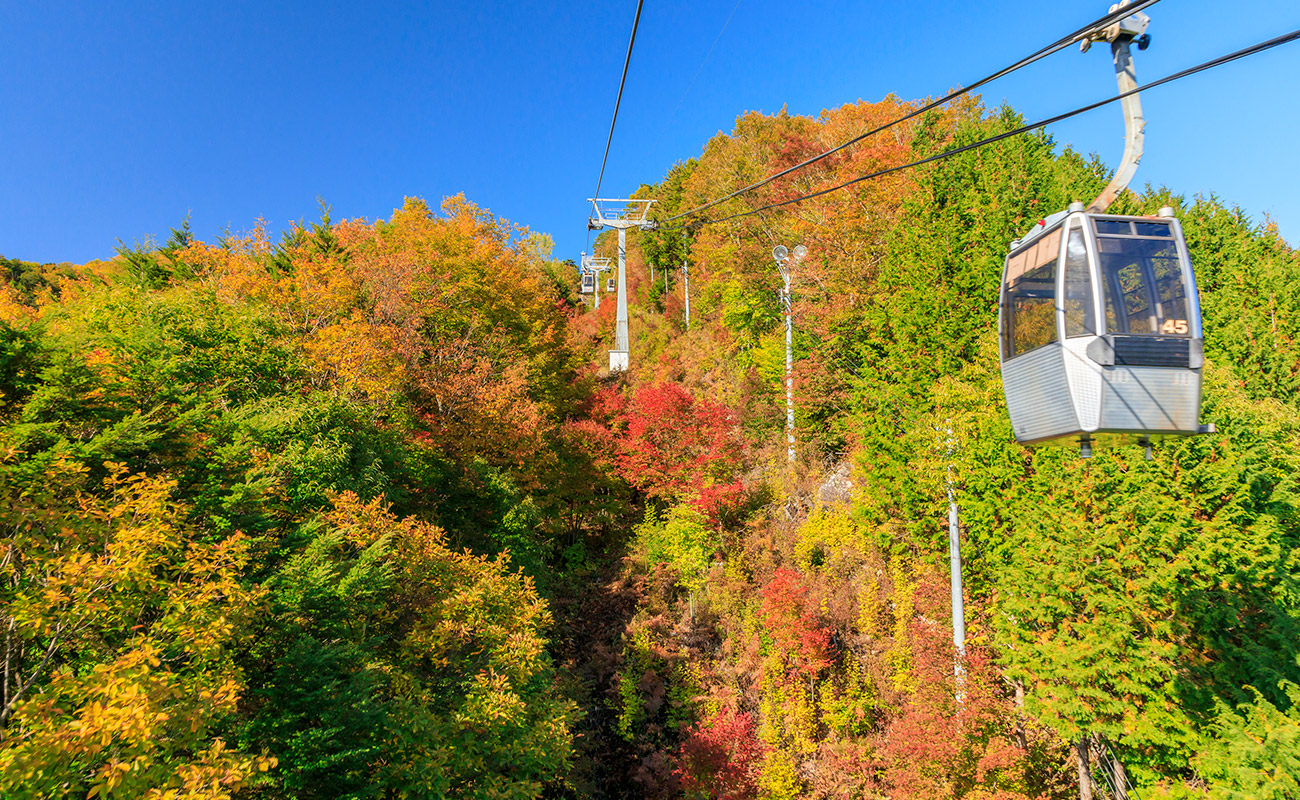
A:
[589, 198, 657, 372]
[580, 252, 613, 309]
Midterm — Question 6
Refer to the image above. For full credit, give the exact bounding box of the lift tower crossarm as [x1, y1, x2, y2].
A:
[1081, 1, 1151, 214]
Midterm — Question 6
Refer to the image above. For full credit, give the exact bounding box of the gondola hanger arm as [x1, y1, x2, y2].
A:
[1083, 2, 1152, 213]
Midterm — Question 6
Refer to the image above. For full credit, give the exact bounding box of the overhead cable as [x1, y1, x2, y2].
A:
[659, 26, 1300, 230]
[655, 0, 746, 145]
[661, 0, 1163, 225]
[594, 0, 648, 201]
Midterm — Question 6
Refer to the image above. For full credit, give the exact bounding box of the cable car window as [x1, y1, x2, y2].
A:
[1133, 221, 1173, 238]
[1095, 219, 1133, 235]
[1062, 223, 1094, 337]
[1150, 247, 1190, 332]
[1002, 228, 1060, 357]
[1098, 235, 1190, 336]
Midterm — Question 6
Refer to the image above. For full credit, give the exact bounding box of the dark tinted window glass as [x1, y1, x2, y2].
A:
[1095, 219, 1132, 235]
[1002, 228, 1060, 357]
[1133, 221, 1173, 237]
[1062, 224, 1094, 337]
[1150, 248, 1190, 327]
[1098, 235, 1190, 336]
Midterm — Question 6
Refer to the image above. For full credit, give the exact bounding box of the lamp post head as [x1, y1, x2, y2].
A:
[793, 245, 807, 260]
[772, 245, 788, 263]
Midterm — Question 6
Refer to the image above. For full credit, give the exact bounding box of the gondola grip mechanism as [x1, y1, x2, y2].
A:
[1084, 0, 1150, 214]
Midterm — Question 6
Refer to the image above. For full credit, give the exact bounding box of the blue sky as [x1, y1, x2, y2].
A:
[1, 0, 1296, 265]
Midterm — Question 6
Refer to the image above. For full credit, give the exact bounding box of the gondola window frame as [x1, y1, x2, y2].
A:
[1062, 219, 1097, 338]
[1002, 225, 1064, 359]
[1090, 215, 1199, 339]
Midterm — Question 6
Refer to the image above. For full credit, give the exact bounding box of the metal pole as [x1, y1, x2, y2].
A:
[588, 261, 610, 311]
[772, 245, 803, 466]
[946, 425, 966, 694]
[683, 259, 690, 330]
[1088, 37, 1144, 213]
[948, 487, 965, 655]
[783, 273, 794, 464]
[588, 199, 653, 373]
[612, 226, 630, 372]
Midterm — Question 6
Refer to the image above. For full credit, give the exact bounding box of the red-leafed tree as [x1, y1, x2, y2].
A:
[674, 708, 765, 800]
[616, 382, 744, 510]
[760, 567, 833, 677]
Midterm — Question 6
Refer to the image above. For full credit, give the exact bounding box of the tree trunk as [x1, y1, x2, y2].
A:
[1013, 681, 1028, 750]
[1076, 736, 1093, 800]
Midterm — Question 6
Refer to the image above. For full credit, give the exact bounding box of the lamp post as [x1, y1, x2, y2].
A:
[683, 259, 690, 330]
[772, 244, 806, 465]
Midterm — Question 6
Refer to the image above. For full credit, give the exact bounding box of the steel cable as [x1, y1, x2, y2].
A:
[659, 26, 1300, 230]
[593, 0, 648, 201]
[661, 0, 1165, 225]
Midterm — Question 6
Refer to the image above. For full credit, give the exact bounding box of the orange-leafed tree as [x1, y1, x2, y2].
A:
[0, 461, 269, 800]
[759, 566, 833, 678]
[879, 572, 1051, 800]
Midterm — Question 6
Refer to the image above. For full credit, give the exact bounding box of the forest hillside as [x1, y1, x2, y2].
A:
[2, 95, 1298, 800]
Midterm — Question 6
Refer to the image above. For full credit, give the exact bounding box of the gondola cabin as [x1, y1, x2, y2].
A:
[580, 273, 595, 293]
[999, 203, 1209, 451]
[606, 277, 616, 292]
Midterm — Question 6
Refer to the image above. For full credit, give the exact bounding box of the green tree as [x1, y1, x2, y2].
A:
[1198, 682, 1300, 800]
[241, 493, 576, 799]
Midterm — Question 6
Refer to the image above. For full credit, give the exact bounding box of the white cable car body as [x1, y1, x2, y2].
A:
[999, 204, 1205, 445]
[580, 273, 596, 293]
[998, 1, 1211, 451]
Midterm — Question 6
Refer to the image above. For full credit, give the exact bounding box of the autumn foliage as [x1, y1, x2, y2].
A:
[616, 381, 745, 523]
[3, 86, 1299, 800]
[0, 464, 269, 800]
[0, 197, 586, 799]
[674, 708, 765, 800]
[759, 568, 832, 678]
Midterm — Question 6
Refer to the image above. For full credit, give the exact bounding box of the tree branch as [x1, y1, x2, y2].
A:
[0, 625, 61, 730]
